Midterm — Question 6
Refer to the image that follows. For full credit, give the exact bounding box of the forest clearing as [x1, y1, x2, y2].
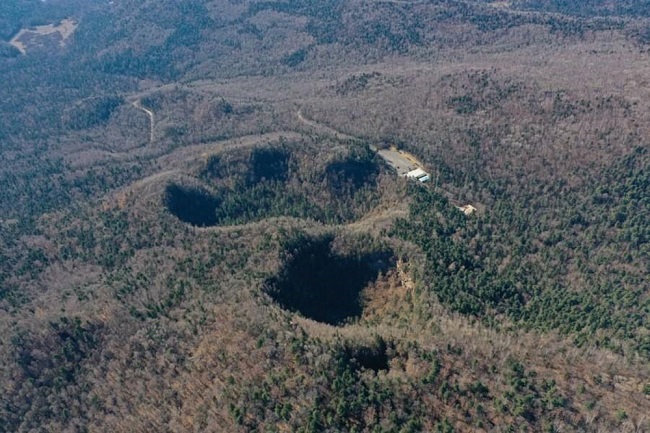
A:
[9, 18, 77, 54]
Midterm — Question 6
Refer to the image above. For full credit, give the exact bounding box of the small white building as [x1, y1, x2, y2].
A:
[405, 168, 430, 183]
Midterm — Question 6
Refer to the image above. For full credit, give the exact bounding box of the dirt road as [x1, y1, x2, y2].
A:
[296, 110, 360, 142]
[132, 100, 155, 144]
[294, 108, 477, 212]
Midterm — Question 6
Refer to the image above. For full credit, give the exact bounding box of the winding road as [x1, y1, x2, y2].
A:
[296, 110, 361, 142]
[295, 109, 477, 212]
[132, 100, 155, 144]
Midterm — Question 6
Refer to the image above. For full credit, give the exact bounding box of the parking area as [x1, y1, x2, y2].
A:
[378, 148, 421, 176]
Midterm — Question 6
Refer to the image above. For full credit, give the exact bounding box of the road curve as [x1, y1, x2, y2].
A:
[132, 100, 155, 144]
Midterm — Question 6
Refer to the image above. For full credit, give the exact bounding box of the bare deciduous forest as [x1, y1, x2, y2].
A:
[0, 0, 649, 432]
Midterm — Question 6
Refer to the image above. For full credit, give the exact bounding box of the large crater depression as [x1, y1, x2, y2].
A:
[264, 234, 395, 326]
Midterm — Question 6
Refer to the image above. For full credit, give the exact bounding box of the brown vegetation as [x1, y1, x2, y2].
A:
[0, 0, 649, 432]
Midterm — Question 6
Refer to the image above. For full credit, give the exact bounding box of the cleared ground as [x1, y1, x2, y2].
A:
[296, 109, 428, 178]
[378, 148, 421, 176]
[10, 18, 78, 54]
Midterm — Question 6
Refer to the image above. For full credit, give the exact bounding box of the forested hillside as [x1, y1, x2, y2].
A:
[1, 0, 649, 432]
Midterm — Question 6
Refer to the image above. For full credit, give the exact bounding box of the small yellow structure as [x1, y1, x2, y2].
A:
[457, 205, 477, 216]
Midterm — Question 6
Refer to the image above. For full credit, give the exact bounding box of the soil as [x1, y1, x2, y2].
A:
[10, 18, 78, 55]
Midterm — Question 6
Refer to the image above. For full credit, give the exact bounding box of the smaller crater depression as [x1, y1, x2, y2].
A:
[165, 184, 219, 227]
[165, 143, 386, 227]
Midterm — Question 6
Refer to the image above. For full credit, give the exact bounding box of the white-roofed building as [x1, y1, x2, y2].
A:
[405, 168, 430, 182]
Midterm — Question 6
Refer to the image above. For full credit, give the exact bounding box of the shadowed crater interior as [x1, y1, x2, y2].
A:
[165, 184, 219, 227]
[265, 234, 395, 326]
[339, 336, 393, 372]
[165, 143, 386, 227]
[325, 144, 380, 193]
